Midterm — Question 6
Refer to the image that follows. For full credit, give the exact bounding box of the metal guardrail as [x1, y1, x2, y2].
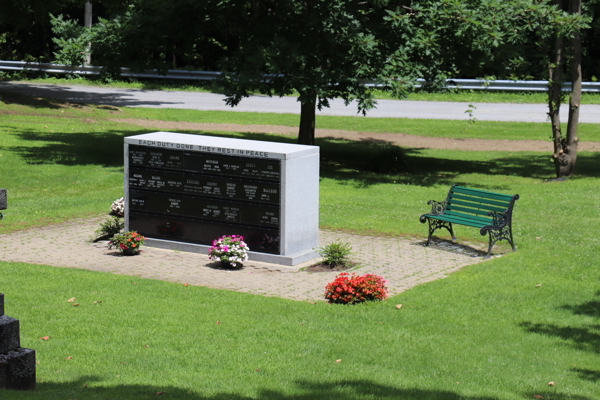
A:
[0, 60, 222, 81]
[1, 60, 600, 93]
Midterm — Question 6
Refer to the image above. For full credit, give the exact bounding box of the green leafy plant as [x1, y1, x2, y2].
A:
[324, 272, 388, 304]
[108, 231, 145, 253]
[316, 241, 352, 268]
[208, 235, 249, 267]
[93, 215, 124, 242]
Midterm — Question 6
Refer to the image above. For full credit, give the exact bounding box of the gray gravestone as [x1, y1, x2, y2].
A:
[0, 295, 35, 391]
[124, 132, 320, 266]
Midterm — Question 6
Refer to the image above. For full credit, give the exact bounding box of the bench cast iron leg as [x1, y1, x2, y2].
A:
[449, 223, 456, 243]
[425, 220, 433, 246]
[425, 219, 454, 247]
[485, 233, 493, 260]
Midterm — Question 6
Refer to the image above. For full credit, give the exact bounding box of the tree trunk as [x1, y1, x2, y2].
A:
[549, 0, 563, 177]
[557, 0, 581, 178]
[84, 1, 92, 66]
[298, 94, 317, 145]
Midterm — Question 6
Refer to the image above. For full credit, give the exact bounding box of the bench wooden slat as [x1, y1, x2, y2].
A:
[442, 210, 493, 224]
[448, 199, 507, 213]
[453, 186, 514, 202]
[425, 213, 488, 228]
[446, 204, 496, 217]
[450, 193, 511, 208]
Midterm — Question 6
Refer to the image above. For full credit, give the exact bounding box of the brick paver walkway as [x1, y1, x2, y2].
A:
[0, 217, 494, 301]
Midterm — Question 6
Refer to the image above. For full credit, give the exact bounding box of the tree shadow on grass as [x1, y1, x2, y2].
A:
[570, 367, 600, 383]
[520, 291, 600, 355]
[519, 322, 600, 354]
[12, 376, 587, 400]
[3, 127, 154, 168]
[5, 126, 600, 189]
[560, 291, 600, 318]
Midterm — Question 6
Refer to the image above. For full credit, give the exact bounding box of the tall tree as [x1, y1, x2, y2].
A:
[548, 0, 585, 179]
[219, 0, 389, 145]
[219, 0, 582, 146]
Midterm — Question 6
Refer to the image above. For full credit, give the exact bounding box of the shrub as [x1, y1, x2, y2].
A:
[208, 235, 249, 268]
[93, 215, 124, 241]
[325, 273, 388, 304]
[316, 241, 352, 268]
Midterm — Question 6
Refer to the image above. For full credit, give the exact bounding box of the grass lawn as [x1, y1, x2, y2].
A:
[0, 94, 599, 400]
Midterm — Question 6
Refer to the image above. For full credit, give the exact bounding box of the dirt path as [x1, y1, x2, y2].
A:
[112, 118, 600, 152]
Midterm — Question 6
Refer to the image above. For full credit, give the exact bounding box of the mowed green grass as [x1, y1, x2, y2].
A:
[0, 93, 599, 400]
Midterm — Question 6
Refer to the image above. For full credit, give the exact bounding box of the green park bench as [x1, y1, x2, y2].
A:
[0, 189, 6, 220]
[419, 185, 519, 259]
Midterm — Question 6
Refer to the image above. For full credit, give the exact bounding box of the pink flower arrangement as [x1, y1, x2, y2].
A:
[208, 235, 249, 267]
[324, 273, 388, 304]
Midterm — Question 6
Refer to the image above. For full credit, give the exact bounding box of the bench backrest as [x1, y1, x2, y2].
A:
[0, 189, 6, 210]
[445, 185, 517, 225]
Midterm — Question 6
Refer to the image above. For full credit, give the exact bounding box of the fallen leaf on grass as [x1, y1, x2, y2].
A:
[216, 321, 220, 325]
[155, 392, 166, 396]
[65, 356, 73, 360]
[144, 345, 149, 348]
[72, 303, 80, 307]
[535, 284, 542, 288]
[132, 282, 137, 285]
[184, 283, 189, 287]
[396, 304, 403, 309]
[84, 384, 88, 388]
[40, 336, 50, 341]
[255, 369, 261, 372]
[336, 359, 342, 363]
[92, 301, 102, 304]
[548, 381, 555, 386]
[67, 297, 76, 303]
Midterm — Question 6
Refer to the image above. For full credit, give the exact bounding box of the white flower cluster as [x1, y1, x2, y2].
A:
[110, 197, 125, 217]
[208, 235, 249, 267]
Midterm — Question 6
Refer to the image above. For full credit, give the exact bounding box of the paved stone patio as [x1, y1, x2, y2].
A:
[0, 217, 496, 301]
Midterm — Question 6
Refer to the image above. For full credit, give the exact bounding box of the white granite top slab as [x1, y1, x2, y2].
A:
[125, 132, 318, 160]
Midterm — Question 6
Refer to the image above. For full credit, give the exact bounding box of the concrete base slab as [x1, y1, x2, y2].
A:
[145, 237, 319, 267]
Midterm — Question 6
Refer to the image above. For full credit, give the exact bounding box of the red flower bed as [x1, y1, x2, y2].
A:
[324, 273, 388, 304]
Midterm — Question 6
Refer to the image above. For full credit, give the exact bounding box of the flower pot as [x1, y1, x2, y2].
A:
[221, 261, 242, 269]
[122, 248, 140, 256]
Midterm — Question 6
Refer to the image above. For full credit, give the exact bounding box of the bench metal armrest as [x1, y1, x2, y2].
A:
[427, 199, 447, 216]
[480, 210, 510, 235]
[420, 199, 446, 223]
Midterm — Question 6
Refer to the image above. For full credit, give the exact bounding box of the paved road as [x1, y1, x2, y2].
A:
[2, 81, 600, 123]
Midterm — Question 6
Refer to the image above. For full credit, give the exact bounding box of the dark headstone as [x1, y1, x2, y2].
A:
[0, 316, 20, 354]
[0, 348, 36, 391]
[0, 189, 6, 210]
[0, 293, 4, 316]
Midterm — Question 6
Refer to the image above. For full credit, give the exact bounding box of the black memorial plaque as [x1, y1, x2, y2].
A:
[128, 144, 282, 254]
[184, 152, 222, 174]
[129, 146, 184, 170]
[240, 157, 280, 181]
[129, 168, 185, 193]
